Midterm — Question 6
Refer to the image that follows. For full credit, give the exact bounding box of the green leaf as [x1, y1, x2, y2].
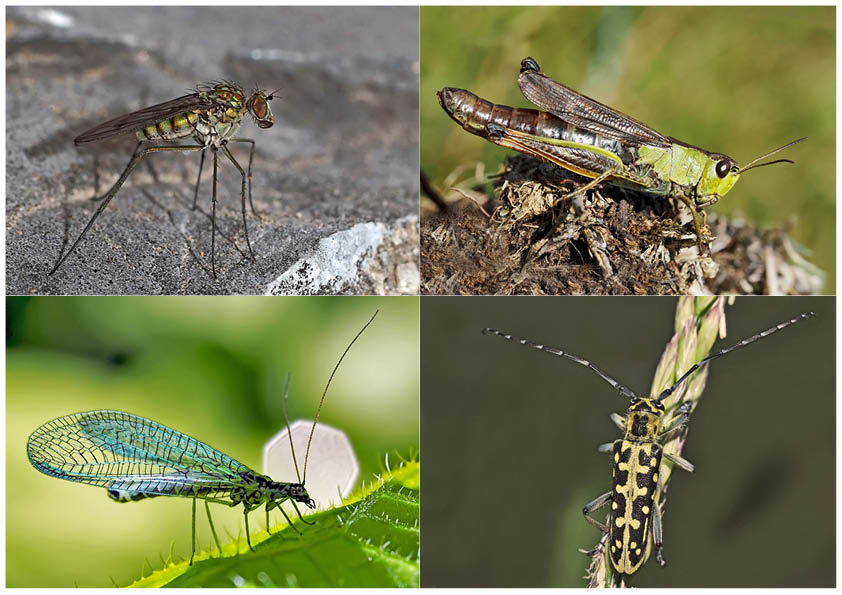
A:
[129, 460, 419, 588]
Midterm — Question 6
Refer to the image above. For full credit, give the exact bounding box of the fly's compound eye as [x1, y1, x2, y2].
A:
[715, 159, 731, 179]
[250, 96, 267, 119]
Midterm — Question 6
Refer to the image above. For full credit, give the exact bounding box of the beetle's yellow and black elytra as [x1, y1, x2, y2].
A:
[608, 399, 665, 574]
[483, 311, 813, 577]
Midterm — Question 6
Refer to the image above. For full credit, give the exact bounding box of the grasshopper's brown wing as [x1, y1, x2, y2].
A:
[74, 93, 215, 144]
[517, 57, 671, 149]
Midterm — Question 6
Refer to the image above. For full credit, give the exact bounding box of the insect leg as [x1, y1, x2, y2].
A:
[663, 451, 695, 473]
[610, 412, 626, 432]
[211, 147, 218, 279]
[289, 498, 316, 526]
[230, 137, 258, 216]
[243, 507, 256, 553]
[192, 150, 205, 210]
[87, 141, 143, 202]
[50, 144, 204, 275]
[190, 496, 197, 565]
[674, 193, 708, 254]
[273, 500, 304, 535]
[652, 501, 666, 567]
[583, 491, 612, 534]
[657, 403, 692, 440]
[221, 142, 257, 263]
[204, 501, 222, 555]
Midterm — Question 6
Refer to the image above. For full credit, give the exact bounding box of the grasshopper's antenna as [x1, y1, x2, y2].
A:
[657, 312, 815, 402]
[280, 372, 302, 484]
[302, 310, 379, 484]
[738, 137, 806, 173]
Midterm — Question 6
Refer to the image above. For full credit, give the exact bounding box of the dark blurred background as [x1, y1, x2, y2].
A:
[7, 296, 419, 587]
[421, 6, 835, 291]
[420, 296, 834, 587]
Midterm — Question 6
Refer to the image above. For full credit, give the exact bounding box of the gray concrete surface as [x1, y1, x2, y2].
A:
[6, 6, 419, 295]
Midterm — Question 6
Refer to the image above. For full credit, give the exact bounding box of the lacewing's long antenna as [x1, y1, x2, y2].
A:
[279, 372, 302, 484]
[657, 312, 815, 402]
[302, 310, 379, 484]
[482, 327, 638, 400]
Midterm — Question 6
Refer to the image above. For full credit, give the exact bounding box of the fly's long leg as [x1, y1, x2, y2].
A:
[192, 150, 206, 210]
[51, 143, 204, 275]
[230, 137, 258, 216]
[211, 147, 218, 279]
[221, 142, 256, 264]
[222, 143, 256, 262]
[87, 141, 143, 202]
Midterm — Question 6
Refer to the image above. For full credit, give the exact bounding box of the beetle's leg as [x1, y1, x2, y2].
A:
[652, 500, 666, 567]
[583, 491, 613, 534]
[610, 412, 626, 433]
[658, 403, 692, 440]
[663, 451, 695, 473]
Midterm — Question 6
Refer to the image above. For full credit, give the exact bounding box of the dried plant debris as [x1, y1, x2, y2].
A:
[421, 156, 823, 295]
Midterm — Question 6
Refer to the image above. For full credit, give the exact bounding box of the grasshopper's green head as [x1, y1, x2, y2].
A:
[696, 153, 740, 200]
[696, 138, 807, 203]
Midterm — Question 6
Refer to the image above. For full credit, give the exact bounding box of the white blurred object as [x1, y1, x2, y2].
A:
[262, 420, 358, 512]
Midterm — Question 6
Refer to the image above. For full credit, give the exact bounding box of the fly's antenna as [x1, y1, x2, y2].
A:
[739, 137, 807, 173]
[266, 87, 282, 101]
[658, 312, 815, 401]
[302, 310, 379, 484]
[482, 327, 638, 400]
[280, 372, 303, 484]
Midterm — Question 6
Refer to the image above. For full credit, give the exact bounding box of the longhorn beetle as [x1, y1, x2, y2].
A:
[482, 310, 814, 576]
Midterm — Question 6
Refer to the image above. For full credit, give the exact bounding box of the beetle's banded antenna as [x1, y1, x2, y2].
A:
[302, 310, 379, 484]
[657, 312, 815, 402]
[481, 327, 638, 400]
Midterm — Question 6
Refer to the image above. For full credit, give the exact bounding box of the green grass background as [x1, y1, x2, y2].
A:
[421, 6, 835, 291]
[7, 296, 419, 587]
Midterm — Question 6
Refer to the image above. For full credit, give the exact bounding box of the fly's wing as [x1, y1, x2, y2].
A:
[74, 93, 215, 144]
[517, 58, 671, 148]
[27, 410, 252, 500]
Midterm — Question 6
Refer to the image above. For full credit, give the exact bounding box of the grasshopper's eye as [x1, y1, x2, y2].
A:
[715, 160, 731, 179]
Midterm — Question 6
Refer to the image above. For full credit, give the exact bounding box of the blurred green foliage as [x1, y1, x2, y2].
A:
[7, 296, 419, 587]
[421, 6, 834, 290]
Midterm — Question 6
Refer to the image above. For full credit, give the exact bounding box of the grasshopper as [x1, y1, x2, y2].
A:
[438, 57, 805, 254]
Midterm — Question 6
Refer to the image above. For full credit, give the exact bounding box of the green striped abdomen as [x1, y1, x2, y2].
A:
[137, 112, 200, 141]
